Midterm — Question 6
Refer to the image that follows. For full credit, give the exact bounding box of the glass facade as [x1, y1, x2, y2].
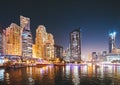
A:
[20, 16, 33, 58]
[70, 28, 81, 62]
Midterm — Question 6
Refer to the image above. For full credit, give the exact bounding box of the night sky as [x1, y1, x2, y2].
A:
[0, 0, 120, 56]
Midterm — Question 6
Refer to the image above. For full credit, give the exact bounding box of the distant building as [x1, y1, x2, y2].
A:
[63, 45, 71, 62]
[109, 32, 116, 53]
[20, 16, 33, 58]
[106, 31, 120, 62]
[106, 54, 120, 62]
[70, 28, 81, 62]
[54, 45, 63, 60]
[102, 51, 107, 61]
[92, 52, 97, 61]
[102, 51, 107, 56]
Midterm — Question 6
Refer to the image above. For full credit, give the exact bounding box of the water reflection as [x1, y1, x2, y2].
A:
[27, 67, 35, 85]
[0, 69, 4, 81]
[1, 64, 120, 85]
[65, 65, 70, 78]
[72, 66, 80, 85]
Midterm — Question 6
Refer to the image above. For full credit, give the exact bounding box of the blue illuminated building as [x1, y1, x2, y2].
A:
[20, 16, 33, 59]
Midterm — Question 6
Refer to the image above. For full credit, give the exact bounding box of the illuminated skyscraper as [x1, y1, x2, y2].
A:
[35, 25, 47, 59]
[20, 16, 30, 31]
[5, 23, 21, 55]
[70, 28, 81, 62]
[45, 33, 54, 60]
[20, 16, 33, 58]
[109, 32, 116, 53]
[35, 25, 54, 60]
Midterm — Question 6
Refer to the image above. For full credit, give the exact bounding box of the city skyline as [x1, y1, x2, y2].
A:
[0, 0, 120, 56]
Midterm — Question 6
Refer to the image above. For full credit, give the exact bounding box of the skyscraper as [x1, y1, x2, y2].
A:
[70, 28, 81, 62]
[35, 25, 54, 60]
[54, 45, 63, 60]
[109, 32, 116, 53]
[5, 23, 21, 56]
[45, 33, 54, 60]
[35, 25, 47, 59]
[20, 16, 33, 58]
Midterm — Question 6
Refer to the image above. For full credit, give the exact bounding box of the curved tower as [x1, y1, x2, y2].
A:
[20, 16, 33, 58]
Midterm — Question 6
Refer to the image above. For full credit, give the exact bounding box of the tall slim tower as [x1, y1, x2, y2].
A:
[20, 16, 33, 58]
[70, 28, 81, 62]
[109, 32, 116, 53]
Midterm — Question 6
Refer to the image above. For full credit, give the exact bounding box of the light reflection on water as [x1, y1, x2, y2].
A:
[1, 65, 120, 85]
[0, 69, 4, 81]
[72, 66, 80, 85]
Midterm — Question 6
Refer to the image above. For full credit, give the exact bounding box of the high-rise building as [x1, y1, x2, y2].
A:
[5, 23, 21, 56]
[35, 25, 47, 59]
[109, 32, 116, 53]
[45, 33, 54, 60]
[35, 25, 54, 60]
[54, 45, 63, 60]
[20, 16, 33, 58]
[20, 16, 30, 31]
[70, 28, 81, 62]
